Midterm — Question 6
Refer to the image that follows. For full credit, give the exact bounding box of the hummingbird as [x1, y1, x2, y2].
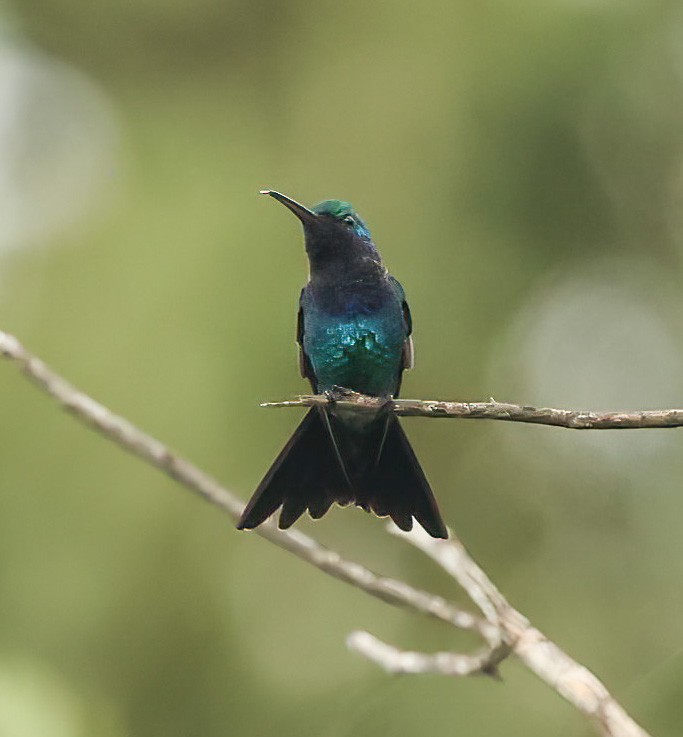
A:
[237, 191, 448, 538]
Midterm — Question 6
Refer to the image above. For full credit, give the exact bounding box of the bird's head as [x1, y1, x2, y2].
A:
[261, 190, 382, 276]
[310, 199, 372, 241]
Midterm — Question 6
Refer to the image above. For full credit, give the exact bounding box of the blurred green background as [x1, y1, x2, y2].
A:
[1, 0, 683, 734]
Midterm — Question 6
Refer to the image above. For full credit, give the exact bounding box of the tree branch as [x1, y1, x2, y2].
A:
[264, 391, 683, 430]
[385, 526, 650, 737]
[0, 330, 651, 737]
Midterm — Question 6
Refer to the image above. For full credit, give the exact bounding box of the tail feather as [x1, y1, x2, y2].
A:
[279, 496, 308, 529]
[307, 496, 335, 520]
[365, 416, 448, 538]
[238, 408, 448, 539]
[237, 409, 349, 531]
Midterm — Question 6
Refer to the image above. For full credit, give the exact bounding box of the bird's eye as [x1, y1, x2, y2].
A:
[343, 215, 356, 227]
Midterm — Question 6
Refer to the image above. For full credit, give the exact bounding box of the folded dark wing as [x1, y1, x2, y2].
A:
[297, 287, 318, 392]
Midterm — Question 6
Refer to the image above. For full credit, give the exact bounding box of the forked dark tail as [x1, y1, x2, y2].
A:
[237, 408, 448, 539]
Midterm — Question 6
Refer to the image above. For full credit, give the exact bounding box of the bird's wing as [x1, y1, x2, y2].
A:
[389, 276, 414, 371]
[297, 287, 318, 391]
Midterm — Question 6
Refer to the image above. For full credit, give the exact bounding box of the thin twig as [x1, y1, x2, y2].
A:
[0, 331, 651, 737]
[264, 391, 683, 430]
[347, 631, 501, 677]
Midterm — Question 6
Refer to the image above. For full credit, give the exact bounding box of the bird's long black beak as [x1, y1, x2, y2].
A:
[260, 190, 317, 225]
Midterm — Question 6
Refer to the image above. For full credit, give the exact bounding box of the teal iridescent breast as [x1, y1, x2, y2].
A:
[303, 314, 405, 397]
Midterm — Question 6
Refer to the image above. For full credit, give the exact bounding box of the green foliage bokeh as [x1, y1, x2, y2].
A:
[1, 0, 683, 734]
